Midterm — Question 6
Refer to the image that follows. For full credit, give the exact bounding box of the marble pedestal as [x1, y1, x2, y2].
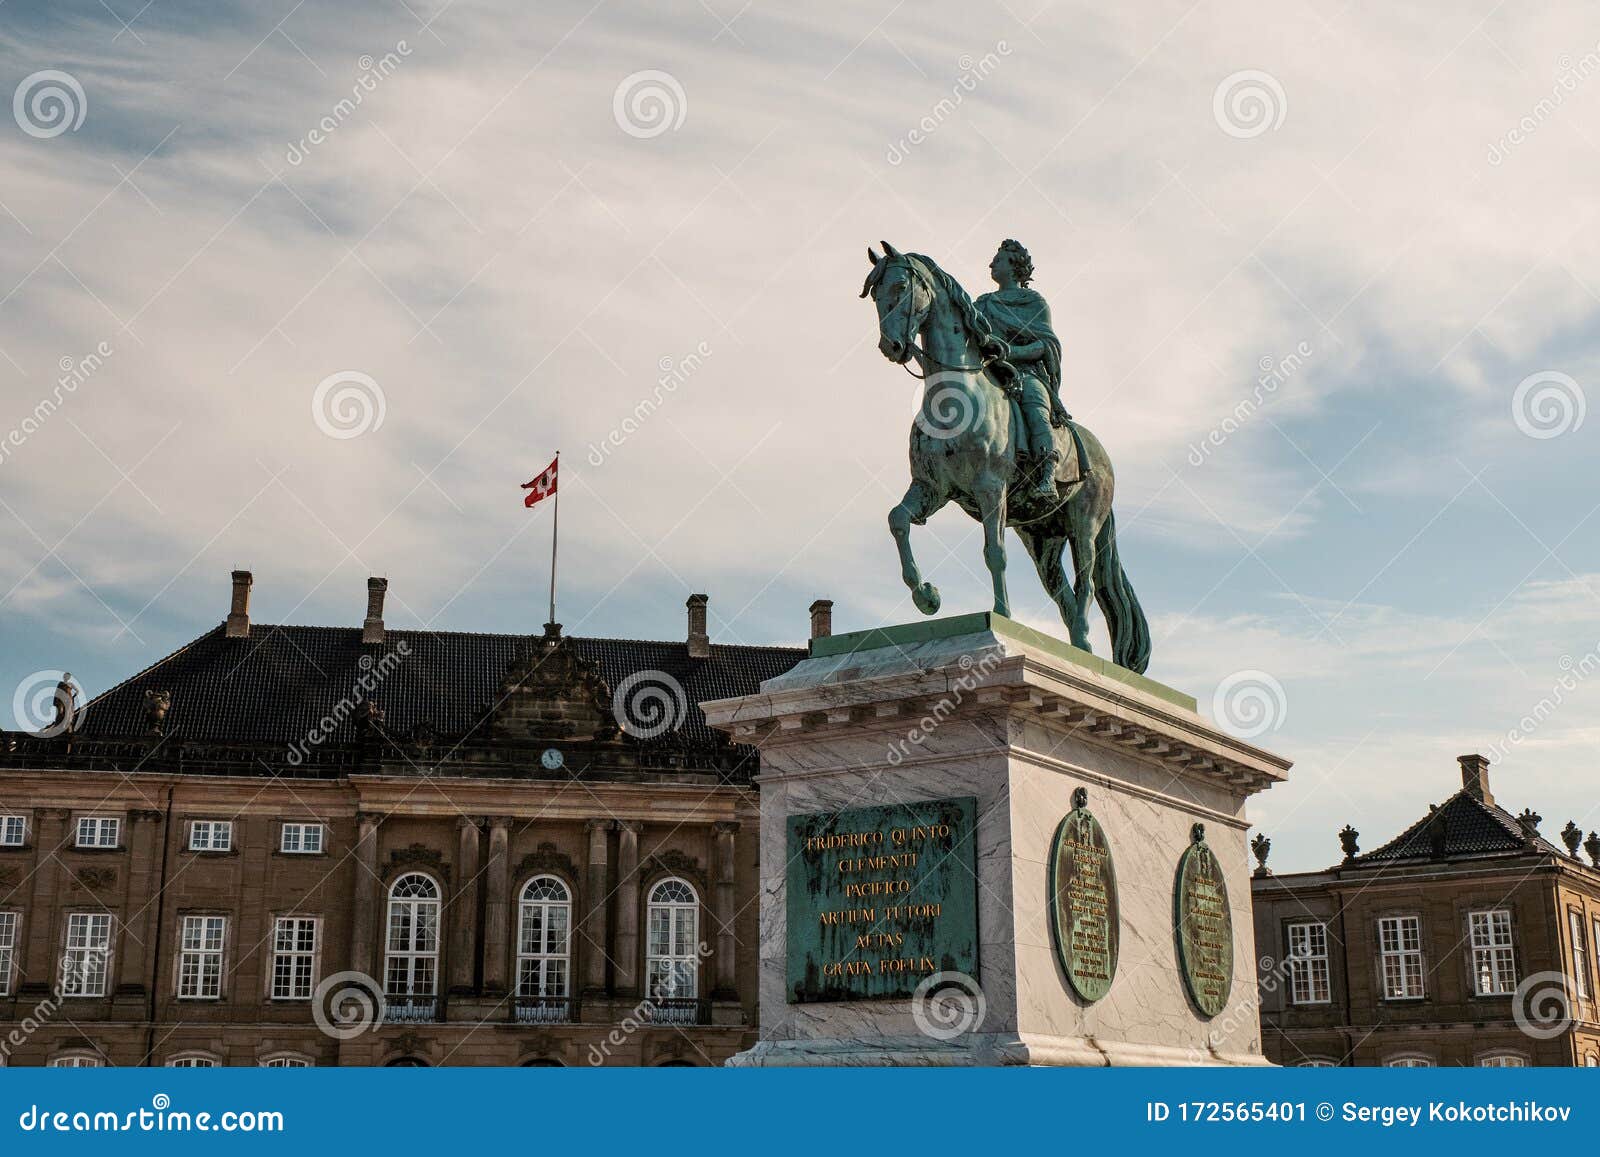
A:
[701, 613, 1291, 1067]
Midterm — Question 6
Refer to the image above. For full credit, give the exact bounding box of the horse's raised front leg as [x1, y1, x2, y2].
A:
[889, 480, 948, 615]
[974, 476, 1010, 619]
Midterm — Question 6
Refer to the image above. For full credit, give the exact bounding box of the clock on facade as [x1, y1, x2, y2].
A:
[540, 747, 565, 770]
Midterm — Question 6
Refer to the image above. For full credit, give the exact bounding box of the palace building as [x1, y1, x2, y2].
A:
[1251, 754, 1600, 1067]
[0, 572, 821, 1067]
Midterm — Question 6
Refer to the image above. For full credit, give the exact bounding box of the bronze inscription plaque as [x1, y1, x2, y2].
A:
[1048, 787, 1118, 1002]
[1174, 822, 1233, 1018]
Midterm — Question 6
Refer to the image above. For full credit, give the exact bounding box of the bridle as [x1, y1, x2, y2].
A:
[875, 256, 999, 380]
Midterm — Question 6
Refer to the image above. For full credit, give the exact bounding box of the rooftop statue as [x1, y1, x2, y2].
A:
[860, 240, 1151, 673]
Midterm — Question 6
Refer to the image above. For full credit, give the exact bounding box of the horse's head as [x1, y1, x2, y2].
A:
[860, 241, 933, 364]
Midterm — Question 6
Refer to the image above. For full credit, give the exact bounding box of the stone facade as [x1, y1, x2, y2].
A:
[1252, 754, 1600, 1067]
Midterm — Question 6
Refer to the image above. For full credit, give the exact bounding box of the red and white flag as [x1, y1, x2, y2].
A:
[521, 456, 558, 508]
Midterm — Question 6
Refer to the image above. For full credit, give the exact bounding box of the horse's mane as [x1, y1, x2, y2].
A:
[909, 253, 1016, 383]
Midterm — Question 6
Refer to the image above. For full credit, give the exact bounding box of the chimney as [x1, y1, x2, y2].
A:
[1458, 752, 1493, 806]
[809, 598, 833, 640]
[225, 570, 253, 638]
[686, 593, 710, 659]
[362, 577, 388, 645]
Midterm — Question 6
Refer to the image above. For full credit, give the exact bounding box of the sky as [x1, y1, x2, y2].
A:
[2, 0, 1600, 872]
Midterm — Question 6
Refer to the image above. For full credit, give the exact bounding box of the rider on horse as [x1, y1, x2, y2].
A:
[975, 239, 1072, 501]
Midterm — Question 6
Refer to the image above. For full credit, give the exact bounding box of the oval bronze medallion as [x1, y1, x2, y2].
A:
[1174, 823, 1233, 1018]
[1048, 787, 1119, 1003]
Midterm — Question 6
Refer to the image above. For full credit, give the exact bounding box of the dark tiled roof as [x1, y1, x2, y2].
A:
[1349, 790, 1565, 865]
[74, 623, 804, 750]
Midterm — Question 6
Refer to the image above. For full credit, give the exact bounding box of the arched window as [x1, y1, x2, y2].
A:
[1296, 1059, 1336, 1067]
[260, 1054, 311, 1068]
[167, 1053, 218, 1068]
[1476, 1052, 1528, 1068]
[1384, 1054, 1433, 1068]
[516, 876, 571, 1004]
[49, 1053, 104, 1068]
[385, 873, 440, 1006]
[646, 877, 699, 1004]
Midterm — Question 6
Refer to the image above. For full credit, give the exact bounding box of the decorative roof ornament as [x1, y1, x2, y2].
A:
[1250, 831, 1271, 877]
[1562, 820, 1583, 859]
[1338, 824, 1359, 862]
[1585, 831, 1600, 868]
[1516, 808, 1543, 841]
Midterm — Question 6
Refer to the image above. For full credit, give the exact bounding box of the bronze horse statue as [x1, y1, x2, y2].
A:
[861, 242, 1151, 674]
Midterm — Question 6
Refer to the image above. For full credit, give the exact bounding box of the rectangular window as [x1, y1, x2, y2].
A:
[1571, 910, 1591, 999]
[75, 817, 120, 848]
[62, 912, 112, 997]
[1377, 915, 1425, 999]
[0, 911, 16, 996]
[271, 917, 318, 1000]
[177, 915, 226, 999]
[1286, 921, 1331, 1004]
[280, 823, 324, 854]
[1469, 909, 1517, 995]
[0, 815, 25, 846]
[189, 820, 233, 852]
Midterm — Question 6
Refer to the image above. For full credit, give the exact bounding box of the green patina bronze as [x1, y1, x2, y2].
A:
[786, 796, 978, 1003]
[1048, 787, 1120, 1003]
[861, 240, 1152, 674]
[1174, 822, 1234, 1018]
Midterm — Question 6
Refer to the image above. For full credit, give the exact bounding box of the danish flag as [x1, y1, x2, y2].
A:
[521, 456, 558, 508]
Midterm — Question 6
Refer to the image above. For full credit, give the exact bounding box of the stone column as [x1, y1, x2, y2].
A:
[350, 813, 382, 978]
[481, 817, 511, 995]
[116, 809, 165, 1002]
[21, 808, 69, 990]
[614, 821, 641, 997]
[449, 818, 482, 994]
[583, 819, 613, 995]
[713, 821, 739, 999]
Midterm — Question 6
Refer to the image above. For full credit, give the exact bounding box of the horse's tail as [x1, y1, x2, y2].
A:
[1093, 512, 1151, 675]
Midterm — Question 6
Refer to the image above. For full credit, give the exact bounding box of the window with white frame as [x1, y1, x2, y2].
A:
[75, 816, 120, 848]
[1377, 915, 1425, 999]
[385, 874, 439, 998]
[261, 1055, 311, 1068]
[167, 1055, 217, 1068]
[1571, 910, 1592, 999]
[280, 822, 324, 854]
[1477, 1053, 1528, 1067]
[0, 814, 25, 846]
[0, 911, 15, 997]
[516, 876, 571, 998]
[177, 915, 226, 999]
[49, 1054, 103, 1067]
[1385, 1055, 1434, 1068]
[189, 820, 233, 852]
[1297, 1059, 1336, 1067]
[1469, 909, 1517, 995]
[62, 912, 112, 997]
[1286, 921, 1331, 1004]
[271, 917, 317, 1000]
[645, 877, 699, 1001]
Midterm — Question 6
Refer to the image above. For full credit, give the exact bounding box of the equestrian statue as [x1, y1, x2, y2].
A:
[860, 239, 1152, 674]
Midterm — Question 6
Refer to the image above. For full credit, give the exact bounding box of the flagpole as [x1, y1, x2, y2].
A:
[547, 451, 560, 626]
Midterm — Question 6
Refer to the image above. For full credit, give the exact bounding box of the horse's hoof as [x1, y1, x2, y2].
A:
[913, 582, 941, 615]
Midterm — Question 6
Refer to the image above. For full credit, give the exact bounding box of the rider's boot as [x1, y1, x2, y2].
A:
[1029, 449, 1061, 499]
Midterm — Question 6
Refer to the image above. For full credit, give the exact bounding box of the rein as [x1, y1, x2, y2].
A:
[887, 258, 1000, 380]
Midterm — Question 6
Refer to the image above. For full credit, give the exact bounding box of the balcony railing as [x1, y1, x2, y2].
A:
[513, 997, 577, 1025]
[384, 996, 439, 1023]
[640, 998, 708, 1026]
